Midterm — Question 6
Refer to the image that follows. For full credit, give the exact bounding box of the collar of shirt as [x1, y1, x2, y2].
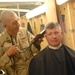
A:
[49, 43, 62, 50]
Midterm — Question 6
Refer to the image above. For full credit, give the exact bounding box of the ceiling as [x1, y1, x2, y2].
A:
[0, 2, 44, 17]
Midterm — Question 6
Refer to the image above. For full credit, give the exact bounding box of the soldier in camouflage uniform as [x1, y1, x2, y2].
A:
[0, 10, 41, 75]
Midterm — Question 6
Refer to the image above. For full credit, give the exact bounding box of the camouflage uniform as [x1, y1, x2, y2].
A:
[0, 27, 39, 75]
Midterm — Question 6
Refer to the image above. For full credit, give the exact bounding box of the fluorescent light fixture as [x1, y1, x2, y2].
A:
[0, 8, 30, 12]
[0, 0, 43, 2]
[26, 4, 47, 19]
[56, 0, 68, 5]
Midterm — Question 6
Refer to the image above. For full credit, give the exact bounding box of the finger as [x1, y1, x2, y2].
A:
[14, 44, 19, 47]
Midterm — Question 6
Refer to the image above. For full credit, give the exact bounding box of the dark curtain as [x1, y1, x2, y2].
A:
[27, 22, 33, 35]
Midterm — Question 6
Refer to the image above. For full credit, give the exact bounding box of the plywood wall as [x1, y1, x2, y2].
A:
[28, 13, 48, 50]
[57, 1, 75, 49]
[20, 13, 48, 50]
[44, 0, 57, 23]
[20, 0, 58, 50]
[20, 16, 27, 28]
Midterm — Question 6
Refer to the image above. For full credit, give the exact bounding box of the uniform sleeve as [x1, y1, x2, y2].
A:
[0, 47, 12, 69]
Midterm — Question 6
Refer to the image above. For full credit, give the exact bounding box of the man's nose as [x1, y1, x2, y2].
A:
[16, 21, 20, 26]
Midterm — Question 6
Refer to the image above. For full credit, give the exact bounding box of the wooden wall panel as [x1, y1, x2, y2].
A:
[20, 0, 57, 50]
[57, 1, 75, 49]
[44, 0, 57, 23]
[28, 13, 48, 50]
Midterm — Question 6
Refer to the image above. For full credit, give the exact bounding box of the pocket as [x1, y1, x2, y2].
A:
[19, 36, 30, 49]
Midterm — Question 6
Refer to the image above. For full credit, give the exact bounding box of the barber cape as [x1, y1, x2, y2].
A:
[29, 44, 75, 75]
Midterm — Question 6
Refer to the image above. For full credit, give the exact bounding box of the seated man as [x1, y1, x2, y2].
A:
[29, 22, 75, 75]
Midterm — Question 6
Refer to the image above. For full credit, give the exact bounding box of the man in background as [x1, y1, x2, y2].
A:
[29, 22, 75, 75]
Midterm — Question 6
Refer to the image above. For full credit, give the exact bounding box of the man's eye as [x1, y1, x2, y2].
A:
[12, 21, 17, 25]
[55, 32, 59, 34]
[48, 33, 52, 36]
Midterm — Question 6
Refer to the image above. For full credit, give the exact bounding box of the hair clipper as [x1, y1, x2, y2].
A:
[32, 29, 46, 44]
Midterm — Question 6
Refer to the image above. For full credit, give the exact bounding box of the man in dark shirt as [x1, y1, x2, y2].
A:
[29, 22, 75, 75]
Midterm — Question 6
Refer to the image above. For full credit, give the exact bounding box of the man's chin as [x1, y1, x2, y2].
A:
[16, 29, 19, 32]
[14, 31, 19, 35]
[52, 43, 60, 47]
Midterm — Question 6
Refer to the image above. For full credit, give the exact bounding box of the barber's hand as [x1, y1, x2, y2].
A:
[33, 34, 44, 44]
[35, 37, 43, 44]
[6, 44, 18, 57]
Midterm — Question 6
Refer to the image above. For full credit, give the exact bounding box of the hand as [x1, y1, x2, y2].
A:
[6, 44, 18, 57]
[35, 37, 44, 44]
[32, 34, 44, 44]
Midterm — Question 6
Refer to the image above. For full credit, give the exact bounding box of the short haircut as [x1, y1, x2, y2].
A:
[0, 10, 18, 24]
[45, 22, 62, 31]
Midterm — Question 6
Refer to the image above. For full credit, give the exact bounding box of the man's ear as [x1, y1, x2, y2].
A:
[3, 24, 7, 28]
[44, 34, 46, 37]
[44, 34, 47, 38]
